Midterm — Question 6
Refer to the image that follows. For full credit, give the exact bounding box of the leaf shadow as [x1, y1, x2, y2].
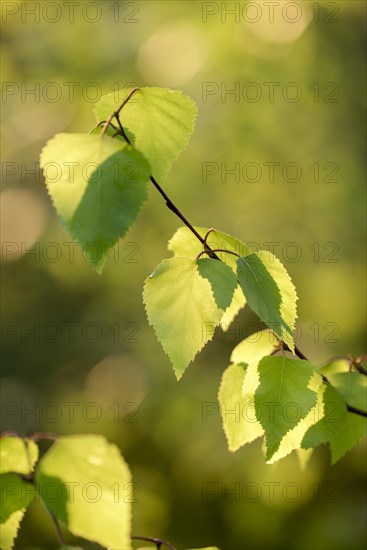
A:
[197, 259, 237, 311]
[36, 473, 69, 527]
[237, 254, 293, 337]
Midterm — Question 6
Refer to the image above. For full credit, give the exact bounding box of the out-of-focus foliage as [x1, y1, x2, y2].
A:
[1, 1, 366, 549]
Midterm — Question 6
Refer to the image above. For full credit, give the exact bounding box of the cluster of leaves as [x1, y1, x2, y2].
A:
[0, 434, 131, 549]
[0, 433, 220, 550]
[40, 87, 197, 273]
[219, 340, 366, 464]
[39, 85, 366, 468]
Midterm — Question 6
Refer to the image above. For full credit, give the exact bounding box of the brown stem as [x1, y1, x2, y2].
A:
[196, 248, 240, 260]
[132, 535, 177, 550]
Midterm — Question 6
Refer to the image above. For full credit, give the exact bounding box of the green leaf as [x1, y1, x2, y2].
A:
[330, 413, 367, 464]
[327, 373, 367, 464]
[230, 329, 279, 365]
[329, 372, 367, 411]
[168, 226, 251, 328]
[95, 87, 197, 183]
[186, 547, 222, 550]
[143, 257, 237, 379]
[301, 383, 348, 449]
[267, 371, 323, 463]
[0, 473, 36, 550]
[301, 373, 366, 463]
[35, 435, 132, 550]
[40, 133, 150, 273]
[219, 363, 263, 451]
[0, 437, 38, 475]
[237, 251, 297, 351]
[168, 226, 251, 268]
[318, 358, 349, 378]
[255, 356, 318, 460]
[219, 330, 279, 453]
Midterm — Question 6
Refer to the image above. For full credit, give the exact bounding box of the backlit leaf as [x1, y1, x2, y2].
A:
[0, 473, 36, 550]
[40, 133, 150, 273]
[95, 87, 197, 183]
[35, 435, 132, 550]
[0, 437, 38, 475]
[143, 257, 237, 379]
[237, 251, 297, 350]
[218, 364, 263, 452]
[168, 226, 251, 328]
[255, 356, 318, 460]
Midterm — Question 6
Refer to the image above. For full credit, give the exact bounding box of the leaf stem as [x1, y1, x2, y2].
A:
[196, 248, 240, 260]
[132, 535, 177, 550]
[350, 354, 367, 376]
[100, 86, 140, 138]
[29, 431, 59, 442]
[46, 506, 66, 546]
[101, 98, 220, 259]
[149, 175, 219, 258]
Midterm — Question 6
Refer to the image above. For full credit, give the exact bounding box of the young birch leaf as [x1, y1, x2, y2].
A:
[301, 383, 348, 450]
[301, 372, 366, 463]
[219, 363, 264, 452]
[318, 358, 350, 378]
[231, 329, 279, 365]
[0, 473, 36, 550]
[40, 133, 150, 273]
[95, 87, 197, 183]
[143, 257, 237, 379]
[327, 373, 367, 464]
[237, 251, 297, 351]
[255, 356, 318, 460]
[168, 226, 251, 328]
[35, 435, 132, 550]
[328, 372, 367, 411]
[267, 371, 324, 463]
[0, 437, 38, 475]
[330, 414, 367, 464]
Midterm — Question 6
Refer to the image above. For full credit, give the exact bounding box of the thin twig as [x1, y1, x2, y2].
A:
[102, 96, 220, 259]
[0, 430, 23, 439]
[351, 355, 367, 376]
[29, 432, 59, 442]
[196, 248, 240, 260]
[149, 175, 219, 257]
[132, 535, 177, 550]
[100, 86, 140, 138]
[45, 506, 65, 545]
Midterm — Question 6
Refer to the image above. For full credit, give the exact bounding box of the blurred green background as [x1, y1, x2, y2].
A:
[1, 1, 366, 548]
